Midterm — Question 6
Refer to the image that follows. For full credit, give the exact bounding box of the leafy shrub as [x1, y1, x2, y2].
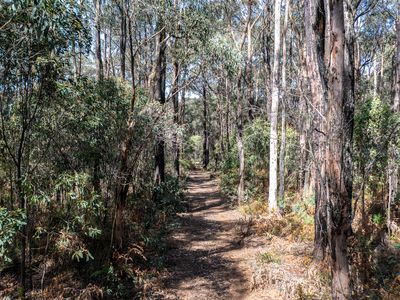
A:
[0, 208, 26, 269]
[32, 172, 103, 263]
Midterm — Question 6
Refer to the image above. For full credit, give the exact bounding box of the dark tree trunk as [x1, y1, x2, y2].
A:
[153, 13, 166, 184]
[172, 60, 180, 177]
[120, 1, 127, 80]
[112, 2, 137, 249]
[95, 0, 103, 81]
[202, 84, 210, 169]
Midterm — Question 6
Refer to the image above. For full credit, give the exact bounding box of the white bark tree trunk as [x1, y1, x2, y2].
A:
[268, 0, 282, 210]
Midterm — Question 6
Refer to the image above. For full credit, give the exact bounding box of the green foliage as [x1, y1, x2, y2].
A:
[354, 97, 394, 180]
[0, 208, 26, 268]
[371, 213, 384, 225]
[30, 172, 103, 262]
[257, 251, 281, 264]
[220, 117, 299, 203]
[245, 118, 270, 171]
[184, 135, 203, 166]
[153, 176, 186, 215]
[291, 196, 315, 225]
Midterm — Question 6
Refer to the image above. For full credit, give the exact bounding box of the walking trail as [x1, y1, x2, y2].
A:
[148, 170, 283, 300]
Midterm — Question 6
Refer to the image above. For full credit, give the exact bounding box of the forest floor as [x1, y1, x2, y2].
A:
[146, 171, 326, 300]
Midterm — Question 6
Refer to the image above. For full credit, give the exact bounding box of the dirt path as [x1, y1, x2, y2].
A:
[148, 171, 253, 300]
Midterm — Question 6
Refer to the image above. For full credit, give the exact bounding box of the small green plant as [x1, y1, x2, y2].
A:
[257, 251, 281, 264]
[372, 213, 384, 225]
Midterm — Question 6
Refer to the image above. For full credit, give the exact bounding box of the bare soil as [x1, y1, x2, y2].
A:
[147, 171, 249, 299]
[146, 171, 285, 300]
[144, 171, 325, 300]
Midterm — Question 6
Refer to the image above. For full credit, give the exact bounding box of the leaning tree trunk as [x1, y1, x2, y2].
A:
[268, 0, 282, 210]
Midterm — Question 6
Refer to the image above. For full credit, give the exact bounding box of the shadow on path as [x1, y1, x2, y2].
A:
[151, 171, 249, 300]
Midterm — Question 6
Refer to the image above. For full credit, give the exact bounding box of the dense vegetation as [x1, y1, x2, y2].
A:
[0, 0, 399, 299]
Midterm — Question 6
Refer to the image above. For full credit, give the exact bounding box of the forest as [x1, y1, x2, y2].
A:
[0, 0, 399, 299]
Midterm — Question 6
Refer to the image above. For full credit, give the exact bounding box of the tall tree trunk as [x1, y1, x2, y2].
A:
[304, 0, 328, 260]
[112, 1, 137, 249]
[299, 45, 312, 197]
[104, 31, 108, 77]
[225, 77, 231, 153]
[236, 74, 245, 203]
[268, 0, 282, 210]
[120, 1, 127, 80]
[16, 162, 26, 295]
[218, 86, 225, 160]
[278, 0, 290, 202]
[373, 56, 378, 98]
[95, 0, 103, 81]
[108, 25, 113, 78]
[202, 84, 210, 169]
[172, 60, 180, 177]
[153, 11, 167, 184]
[246, 0, 254, 121]
[326, 0, 353, 297]
[388, 7, 400, 237]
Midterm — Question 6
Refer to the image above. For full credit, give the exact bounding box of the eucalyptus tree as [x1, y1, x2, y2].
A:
[304, 0, 354, 296]
[0, 0, 90, 293]
[268, 0, 282, 210]
[388, 3, 400, 237]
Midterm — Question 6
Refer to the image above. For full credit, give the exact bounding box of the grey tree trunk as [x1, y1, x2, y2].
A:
[236, 74, 245, 203]
[268, 0, 282, 210]
[278, 0, 290, 203]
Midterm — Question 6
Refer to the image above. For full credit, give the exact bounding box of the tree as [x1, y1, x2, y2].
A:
[325, 0, 353, 296]
[278, 0, 290, 202]
[153, 4, 167, 184]
[388, 4, 399, 237]
[202, 83, 210, 169]
[304, 0, 328, 260]
[0, 0, 90, 294]
[268, 0, 282, 210]
[305, 0, 354, 296]
[95, 0, 104, 80]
